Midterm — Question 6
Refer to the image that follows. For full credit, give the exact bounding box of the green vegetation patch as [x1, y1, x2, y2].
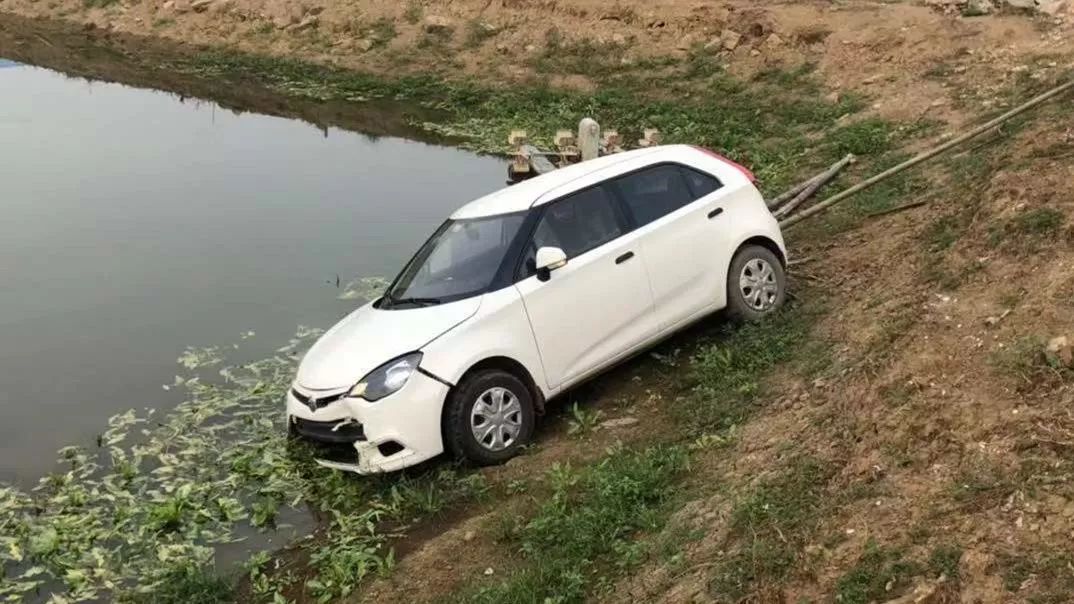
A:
[682, 307, 820, 433]
[998, 550, 1074, 602]
[458, 444, 688, 603]
[173, 49, 898, 202]
[835, 540, 924, 604]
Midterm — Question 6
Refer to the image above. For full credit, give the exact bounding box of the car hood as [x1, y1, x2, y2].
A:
[295, 297, 482, 390]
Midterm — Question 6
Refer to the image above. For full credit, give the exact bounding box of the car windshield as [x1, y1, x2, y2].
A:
[384, 213, 526, 308]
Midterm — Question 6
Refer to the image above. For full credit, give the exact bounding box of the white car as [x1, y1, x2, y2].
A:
[287, 145, 787, 473]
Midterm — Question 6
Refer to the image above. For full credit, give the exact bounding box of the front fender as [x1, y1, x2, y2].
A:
[420, 287, 551, 398]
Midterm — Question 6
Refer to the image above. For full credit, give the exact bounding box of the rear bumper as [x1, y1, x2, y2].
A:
[286, 372, 450, 474]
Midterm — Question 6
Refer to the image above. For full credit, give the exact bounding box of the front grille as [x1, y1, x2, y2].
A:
[291, 416, 366, 444]
[291, 388, 347, 411]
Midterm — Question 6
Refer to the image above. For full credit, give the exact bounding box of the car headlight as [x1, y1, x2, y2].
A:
[348, 352, 423, 401]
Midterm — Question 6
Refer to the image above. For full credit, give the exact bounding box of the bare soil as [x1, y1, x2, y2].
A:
[4, 0, 1074, 602]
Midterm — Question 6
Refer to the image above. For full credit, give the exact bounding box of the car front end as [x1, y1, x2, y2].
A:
[286, 353, 452, 474]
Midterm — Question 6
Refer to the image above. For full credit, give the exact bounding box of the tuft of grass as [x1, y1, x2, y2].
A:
[463, 20, 498, 48]
[835, 540, 923, 604]
[681, 308, 818, 433]
[367, 17, 398, 45]
[708, 457, 836, 600]
[457, 445, 688, 603]
[403, 0, 422, 24]
[998, 550, 1074, 601]
[951, 460, 1015, 512]
[83, 0, 120, 7]
[828, 118, 894, 157]
[991, 335, 1073, 391]
[924, 213, 967, 253]
[1012, 207, 1064, 235]
[988, 207, 1065, 252]
[928, 544, 962, 580]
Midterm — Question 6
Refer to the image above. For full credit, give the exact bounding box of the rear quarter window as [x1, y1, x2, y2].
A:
[679, 165, 723, 198]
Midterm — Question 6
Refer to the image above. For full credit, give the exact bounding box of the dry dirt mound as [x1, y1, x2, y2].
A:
[3, 0, 1074, 124]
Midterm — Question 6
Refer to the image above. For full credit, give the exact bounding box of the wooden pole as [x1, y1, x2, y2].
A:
[578, 118, 600, 162]
[779, 79, 1074, 228]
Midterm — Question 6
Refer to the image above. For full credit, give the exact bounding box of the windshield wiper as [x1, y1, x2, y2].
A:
[389, 297, 442, 308]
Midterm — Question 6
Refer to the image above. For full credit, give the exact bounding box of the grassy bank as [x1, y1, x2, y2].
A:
[447, 306, 826, 602]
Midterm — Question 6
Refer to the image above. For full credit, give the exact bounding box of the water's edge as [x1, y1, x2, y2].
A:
[0, 12, 448, 144]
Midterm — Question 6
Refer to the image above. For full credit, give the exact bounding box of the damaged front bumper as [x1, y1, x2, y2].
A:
[286, 371, 450, 474]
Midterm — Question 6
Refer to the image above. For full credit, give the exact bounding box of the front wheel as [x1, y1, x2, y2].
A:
[443, 370, 535, 466]
[726, 245, 786, 322]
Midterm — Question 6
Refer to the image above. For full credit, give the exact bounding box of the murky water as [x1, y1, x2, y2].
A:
[0, 60, 506, 484]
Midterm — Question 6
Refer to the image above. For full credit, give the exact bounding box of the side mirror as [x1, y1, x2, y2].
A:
[535, 246, 567, 282]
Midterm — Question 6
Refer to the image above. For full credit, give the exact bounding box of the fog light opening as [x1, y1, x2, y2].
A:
[377, 441, 405, 457]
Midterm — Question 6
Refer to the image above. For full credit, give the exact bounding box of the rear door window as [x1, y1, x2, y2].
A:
[612, 164, 696, 227]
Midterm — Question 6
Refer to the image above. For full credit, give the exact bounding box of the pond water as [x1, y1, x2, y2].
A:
[0, 60, 507, 485]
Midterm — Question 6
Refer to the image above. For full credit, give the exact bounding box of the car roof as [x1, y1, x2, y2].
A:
[451, 145, 709, 220]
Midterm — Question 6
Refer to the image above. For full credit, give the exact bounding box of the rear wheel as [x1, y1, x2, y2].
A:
[444, 369, 535, 466]
[726, 245, 786, 321]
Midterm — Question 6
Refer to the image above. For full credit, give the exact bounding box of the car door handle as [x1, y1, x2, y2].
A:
[707, 207, 724, 219]
[615, 251, 635, 265]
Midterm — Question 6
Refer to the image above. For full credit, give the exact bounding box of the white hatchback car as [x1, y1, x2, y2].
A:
[287, 145, 787, 473]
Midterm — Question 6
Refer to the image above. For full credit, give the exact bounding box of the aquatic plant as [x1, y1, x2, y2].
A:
[0, 322, 481, 603]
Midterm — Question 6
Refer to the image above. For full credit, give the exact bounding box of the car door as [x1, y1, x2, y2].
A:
[514, 184, 656, 391]
[610, 163, 733, 331]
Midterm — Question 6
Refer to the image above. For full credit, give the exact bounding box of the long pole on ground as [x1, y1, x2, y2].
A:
[779, 79, 1074, 228]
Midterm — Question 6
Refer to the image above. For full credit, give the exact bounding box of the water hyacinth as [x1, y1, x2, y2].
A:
[337, 276, 391, 302]
[0, 324, 454, 603]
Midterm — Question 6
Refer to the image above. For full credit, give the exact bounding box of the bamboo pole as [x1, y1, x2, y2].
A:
[766, 172, 822, 209]
[773, 154, 854, 219]
[779, 79, 1074, 228]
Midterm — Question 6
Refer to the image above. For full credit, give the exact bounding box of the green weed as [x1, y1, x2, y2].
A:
[567, 403, 605, 437]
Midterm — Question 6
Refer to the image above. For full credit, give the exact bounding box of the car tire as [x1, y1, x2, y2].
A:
[443, 369, 536, 466]
[725, 245, 786, 322]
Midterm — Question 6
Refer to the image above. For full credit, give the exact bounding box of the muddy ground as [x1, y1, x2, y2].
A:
[3, 0, 1074, 602]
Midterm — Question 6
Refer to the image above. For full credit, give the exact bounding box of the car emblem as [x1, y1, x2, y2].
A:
[305, 397, 319, 412]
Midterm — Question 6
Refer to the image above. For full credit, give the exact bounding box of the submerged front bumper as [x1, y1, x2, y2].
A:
[286, 371, 450, 474]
